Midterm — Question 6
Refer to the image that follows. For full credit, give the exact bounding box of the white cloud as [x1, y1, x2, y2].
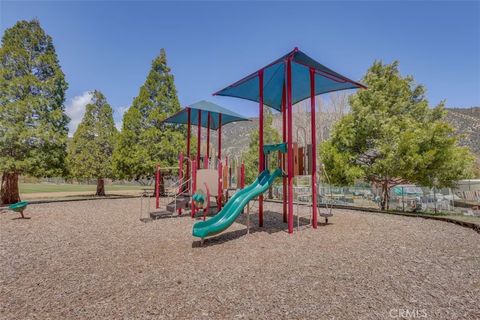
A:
[114, 106, 129, 131]
[66, 91, 93, 136]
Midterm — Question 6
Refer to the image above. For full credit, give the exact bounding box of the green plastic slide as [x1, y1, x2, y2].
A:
[192, 168, 282, 239]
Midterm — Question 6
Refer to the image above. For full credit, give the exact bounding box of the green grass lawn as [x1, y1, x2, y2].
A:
[19, 183, 147, 194]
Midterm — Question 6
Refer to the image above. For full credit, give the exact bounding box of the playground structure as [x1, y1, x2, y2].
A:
[8, 201, 29, 219]
[153, 101, 249, 219]
[223, 154, 246, 200]
[192, 142, 286, 240]
[213, 47, 365, 234]
[150, 48, 366, 241]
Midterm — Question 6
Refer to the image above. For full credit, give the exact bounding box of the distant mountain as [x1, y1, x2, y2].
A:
[445, 107, 480, 155]
[220, 119, 258, 157]
[221, 107, 480, 163]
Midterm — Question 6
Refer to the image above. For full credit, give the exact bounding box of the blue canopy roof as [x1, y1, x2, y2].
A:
[162, 100, 249, 130]
[213, 48, 366, 111]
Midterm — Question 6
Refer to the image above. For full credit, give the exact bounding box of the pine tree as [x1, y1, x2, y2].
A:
[66, 90, 117, 196]
[0, 19, 69, 204]
[320, 61, 474, 210]
[113, 49, 184, 189]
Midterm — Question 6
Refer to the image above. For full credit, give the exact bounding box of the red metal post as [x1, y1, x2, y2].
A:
[287, 58, 294, 234]
[310, 68, 318, 228]
[218, 114, 222, 162]
[258, 69, 264, 227]
[191, 160, 197, 218]
[218, 159, 222, 211]
[206, 112, 211, 168]
[197, 110, 201, 168]
[155, 163, 160, 209]
[186, 108, 191, 191]
[178, 152, 183, 215]
[310, 68, 317, 229]
[282, 82, 287, 223]
[217, 114, 223, 211]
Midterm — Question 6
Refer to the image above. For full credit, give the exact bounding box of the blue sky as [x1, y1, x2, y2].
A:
[1, 1, 479, 133]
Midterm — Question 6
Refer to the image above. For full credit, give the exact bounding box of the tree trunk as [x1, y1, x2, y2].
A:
[96, 178, 105, 196]
[1, 172, 20, 205]
[380, 181, 390, 210]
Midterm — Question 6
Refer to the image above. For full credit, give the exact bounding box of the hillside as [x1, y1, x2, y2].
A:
[221, 107, 480, 162]
[445, 107, 480, 155]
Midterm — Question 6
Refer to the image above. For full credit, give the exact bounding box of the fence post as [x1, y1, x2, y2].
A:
[450, 188, 455, 211]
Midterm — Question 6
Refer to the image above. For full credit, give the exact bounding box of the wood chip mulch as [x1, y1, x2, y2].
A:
[1, 198, 479, 319]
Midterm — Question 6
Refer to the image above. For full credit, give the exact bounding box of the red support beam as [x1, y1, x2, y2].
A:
[206, 112, 211, 167]
[218, 114, 223, 210]
[178, 152, 183, 215]
[218, 114, 222, 162]
[258, 69, 264, 227]
[186, 108, 191, 190]
[197, 110, 202, 167]
[282, 82, 287, 223]
[218, 159, 223, 211]
[191, 160, 197, 218]
[310, 68, 318, 228]
[287, 58, 294, 234]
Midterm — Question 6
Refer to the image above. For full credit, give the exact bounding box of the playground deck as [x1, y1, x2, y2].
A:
[1, 198, 479, 319]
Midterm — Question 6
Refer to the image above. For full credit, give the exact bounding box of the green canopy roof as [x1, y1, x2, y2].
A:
[213, 48, 366, 111]
[162, 100, 249, 130]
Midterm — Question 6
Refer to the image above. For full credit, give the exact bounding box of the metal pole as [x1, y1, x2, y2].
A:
[186, 108, 191, 190]
[217, 115, 223, 210]
[218, 159, 223, 211]
[287, 56, 294, 234]
[282, 82, 287, 223]
[197, 110, 201, 167]
[402, 186, 405, 212]
[206, 112, 211, 167]
[450, 188, 455, 211]
[258, 69, 264, 227]
[178, 152, 183, 215]
[246, 202, 250, 235]
[309, 67, 318, 229]
[155, 164, 160, 209]
[218, 114, 222, 163]
[191, 160, 197, 218]
[140, 191, 143, 219]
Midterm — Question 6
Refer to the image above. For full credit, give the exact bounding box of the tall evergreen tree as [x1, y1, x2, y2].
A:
[66, 90, 117, 196]
[0, 19, 69, 204]
[113, 49, 184, 188]
[320, 61, 474, 210]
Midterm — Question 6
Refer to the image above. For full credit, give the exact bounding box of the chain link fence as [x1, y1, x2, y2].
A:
[271, 177, 480, 217]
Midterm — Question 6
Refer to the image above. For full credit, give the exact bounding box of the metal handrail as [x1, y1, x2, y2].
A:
[171, 177, 192, 214]
[321, 164, 333, 216]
